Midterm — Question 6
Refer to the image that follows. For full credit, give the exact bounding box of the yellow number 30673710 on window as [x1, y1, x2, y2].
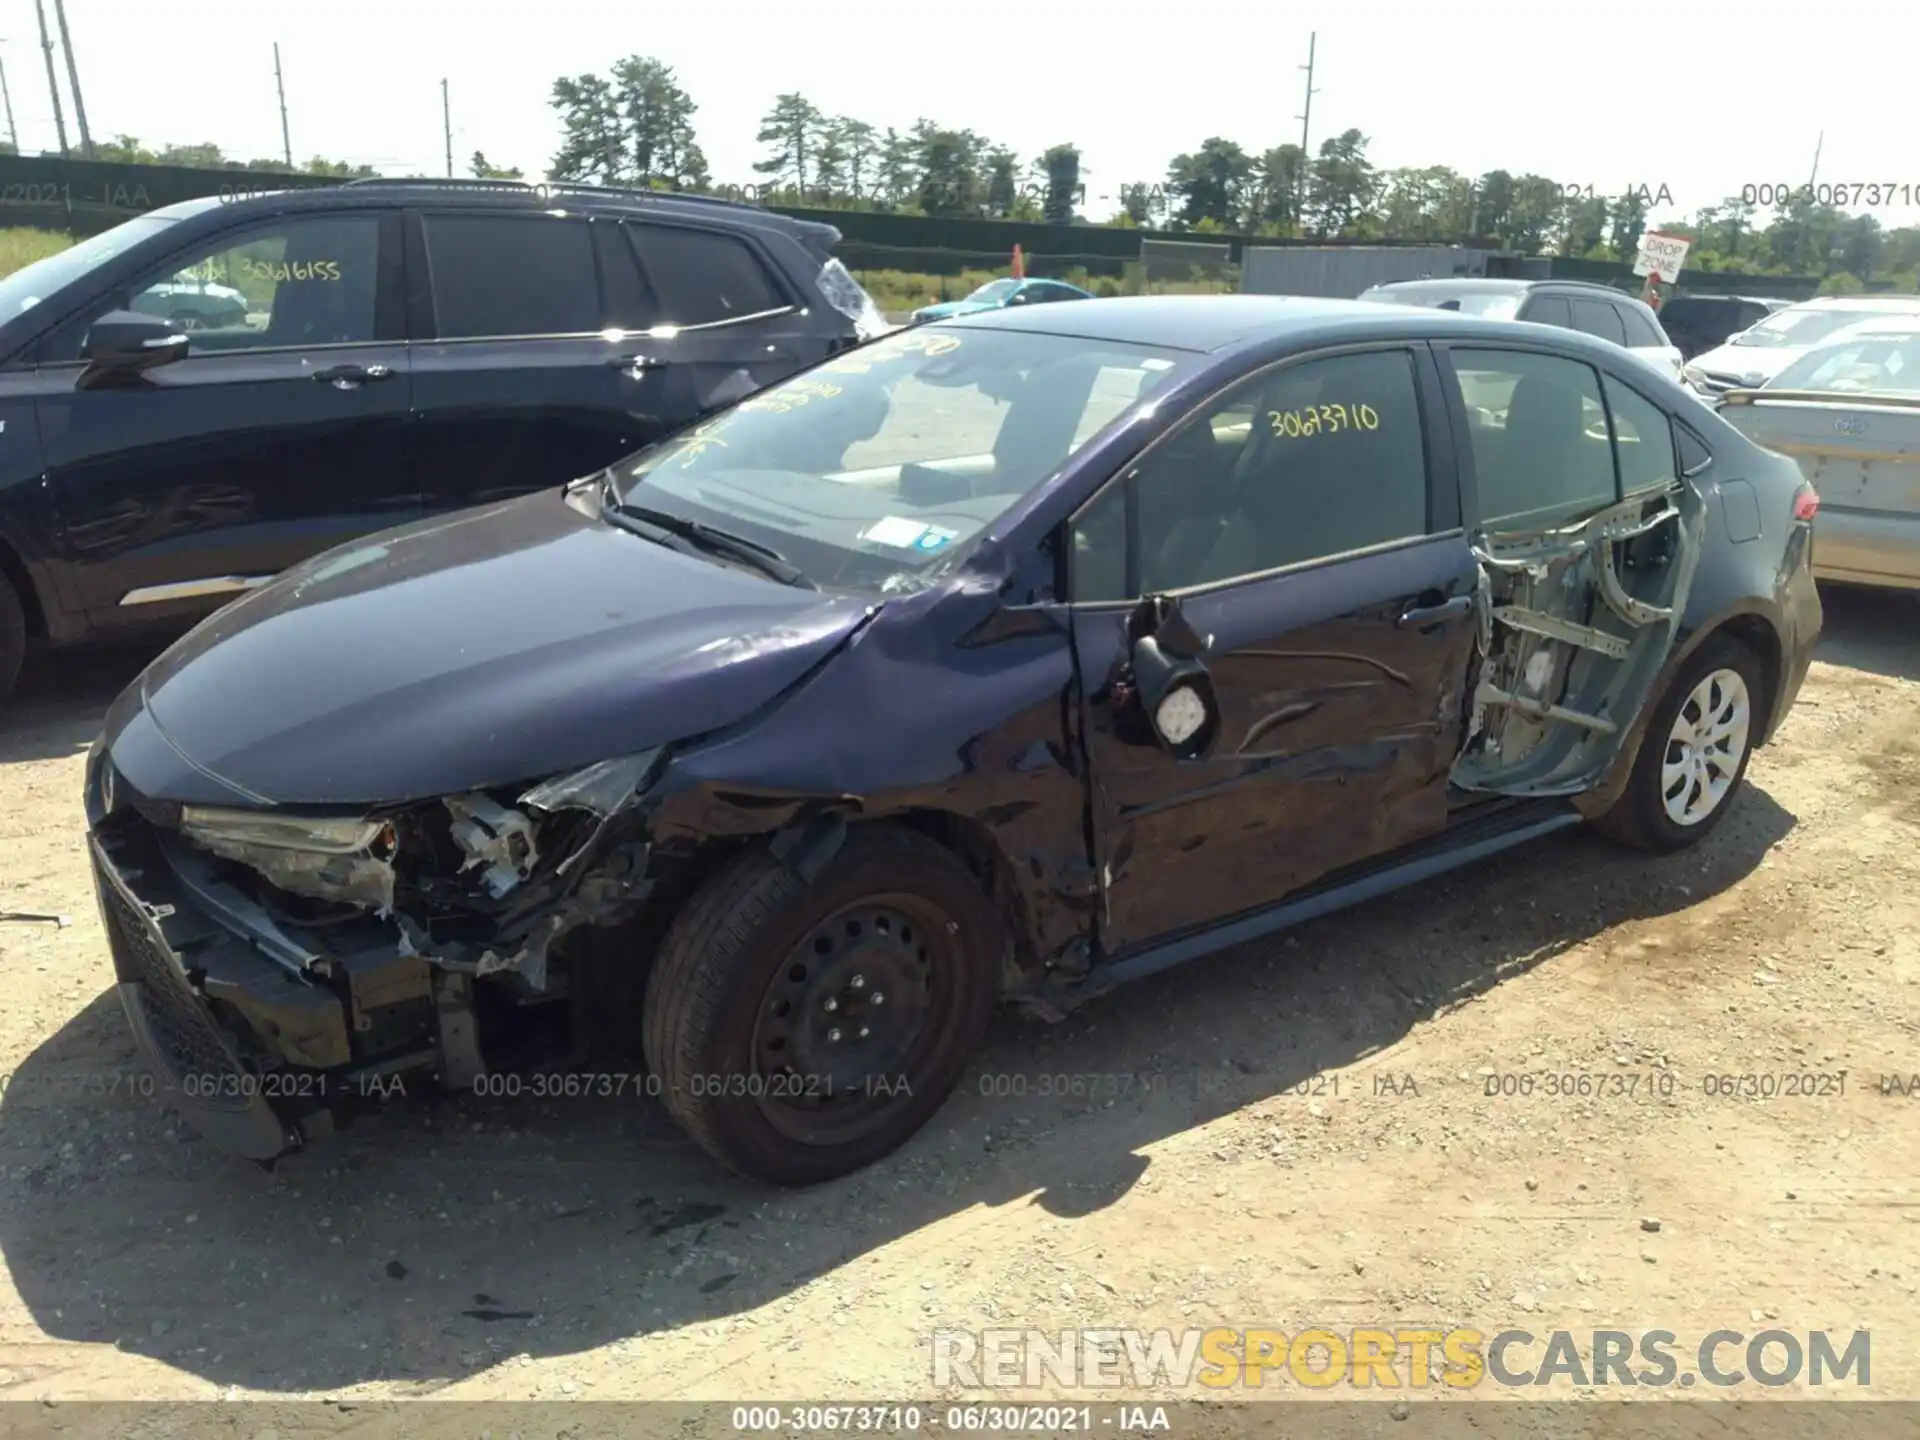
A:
[1268, 402, 1381, 437]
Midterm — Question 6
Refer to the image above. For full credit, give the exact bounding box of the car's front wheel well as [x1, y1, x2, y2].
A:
[894, 809, 1040, 989]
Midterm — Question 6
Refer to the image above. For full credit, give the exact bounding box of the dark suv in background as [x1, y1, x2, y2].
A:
[1657, 294, 1791, 361]
[0, 179, 887, 698]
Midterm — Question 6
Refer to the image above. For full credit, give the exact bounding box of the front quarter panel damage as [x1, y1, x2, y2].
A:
[641, 576, 1097, 992]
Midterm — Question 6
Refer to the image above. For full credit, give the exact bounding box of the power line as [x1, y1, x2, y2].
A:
[49, 0, 88, 156]
[31, 0, 65, 156]
[273, 42, 291, 166]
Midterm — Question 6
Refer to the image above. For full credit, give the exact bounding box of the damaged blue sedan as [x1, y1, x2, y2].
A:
[84, 295, 1822, 1186]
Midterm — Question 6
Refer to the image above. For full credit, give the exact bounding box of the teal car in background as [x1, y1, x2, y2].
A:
[910, 277, 1091, 324]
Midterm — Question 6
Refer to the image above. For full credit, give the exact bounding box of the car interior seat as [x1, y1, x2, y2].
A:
[899, 357, 1103, 508]
[1479, 371, 1588, 526]
[1179, 364, 1426, 584]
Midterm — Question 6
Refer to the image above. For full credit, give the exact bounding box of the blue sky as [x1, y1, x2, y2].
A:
[9, 0, 1917, 230]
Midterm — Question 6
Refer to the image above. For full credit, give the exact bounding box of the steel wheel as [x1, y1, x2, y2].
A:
[1660, 666, 1751, 827]
[643, 822, 1001, 1186]
[750, 894, 953, 1148]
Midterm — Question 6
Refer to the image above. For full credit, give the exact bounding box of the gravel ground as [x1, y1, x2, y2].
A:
[0, 586, 1915, 1408]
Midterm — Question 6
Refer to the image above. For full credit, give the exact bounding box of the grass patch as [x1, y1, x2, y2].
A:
[0, 227, 74, 277]
[850, 264, 1235, 313]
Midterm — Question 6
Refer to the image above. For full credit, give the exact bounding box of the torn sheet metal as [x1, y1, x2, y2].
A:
[443, 794, 539, 898]
[520, 748, 662, 820]
[399, 842, 653, 991]
[520, 748, 663, 877]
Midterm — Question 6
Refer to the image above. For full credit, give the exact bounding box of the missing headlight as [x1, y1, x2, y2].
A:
[178, 807, 399, 914]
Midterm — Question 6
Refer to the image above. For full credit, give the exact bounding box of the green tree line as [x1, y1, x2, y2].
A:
[88, 135, 378, 178]
[63, 58, 1920, 291]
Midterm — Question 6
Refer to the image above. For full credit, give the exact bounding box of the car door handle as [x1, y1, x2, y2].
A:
[312, 363, 393, 388]
[1396, 595, 1473, 630]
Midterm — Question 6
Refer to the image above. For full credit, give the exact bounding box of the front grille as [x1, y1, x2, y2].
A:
[1696, 371, 1745, 393]
[95, 858, 252, 1105]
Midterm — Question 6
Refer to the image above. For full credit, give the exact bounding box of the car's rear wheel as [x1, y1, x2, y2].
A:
[642, 822, 1001, 1186]
[1593, 634, 1764, 853]
[0, 572, 26, 703]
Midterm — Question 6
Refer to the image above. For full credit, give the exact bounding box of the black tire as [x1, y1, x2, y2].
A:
[642, 822, 1001, 1186]
[0, 572, 26, 703]
[1592, 634, 1765, 854]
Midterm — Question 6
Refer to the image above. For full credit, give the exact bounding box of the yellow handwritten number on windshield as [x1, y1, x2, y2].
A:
[739, 377, 845, 415]
[1268, 402, 1380, 438]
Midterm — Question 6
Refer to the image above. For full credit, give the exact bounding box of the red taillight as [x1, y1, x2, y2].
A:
[1793, 484, 1820, 522]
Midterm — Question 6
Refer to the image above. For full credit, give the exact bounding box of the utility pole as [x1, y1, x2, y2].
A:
[0, 46, 20, 154]
[441, 78, 451, 177]
[1294, 31, 1319, 222]
[1807, 130, 1823, 189]
[273, 43, 291, 166]
[49, 0, 89, 156]
[32, 0, 66, 157]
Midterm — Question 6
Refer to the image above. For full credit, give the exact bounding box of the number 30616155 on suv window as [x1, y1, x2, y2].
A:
[83, 295, 1820, 1186]
[0, 179, 888, 701]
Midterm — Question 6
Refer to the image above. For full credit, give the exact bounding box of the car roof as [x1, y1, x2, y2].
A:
[1669, 293, 1783, 305]
[1822, 318, 1920, 340]
[1364, 277, 1654, 303]
[1365, 278, 1533, 295]
[1792, 294, 1920, 311]
[145, 180, 837, 244]
[935, 292, 1606, 353]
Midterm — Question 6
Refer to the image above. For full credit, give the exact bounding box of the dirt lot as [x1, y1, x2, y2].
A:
[0, 587, 1916, 1408]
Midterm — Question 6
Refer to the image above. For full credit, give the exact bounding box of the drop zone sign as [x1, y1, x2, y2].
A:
[1633, 230, 1691, 281]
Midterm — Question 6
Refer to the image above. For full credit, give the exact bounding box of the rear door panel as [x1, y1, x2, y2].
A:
[407, 210, 650, 512]
[1433, 343, 1704, 795]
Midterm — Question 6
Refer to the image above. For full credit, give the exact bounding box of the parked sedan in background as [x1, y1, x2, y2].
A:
[1358, 277, 1684, 381]
[1683, 295, 1920, 400]
[1720, 320, 1920, 590]
[130, 269, 251, 331]
[1657, 294, 1791, 362]
[910, 276, 1091, 324]
[86, 296, 1819, 1186]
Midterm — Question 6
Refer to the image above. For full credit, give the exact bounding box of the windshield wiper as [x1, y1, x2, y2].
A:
[600, 485, 813, 589]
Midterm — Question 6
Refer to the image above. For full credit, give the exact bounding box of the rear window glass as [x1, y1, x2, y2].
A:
[629, 225, 785, 327]
[1604, 375, 1677, 493]
[1621, 304, 1667, 347]
[1571, 298, 1628, 346]
[423, 214, 599, 338]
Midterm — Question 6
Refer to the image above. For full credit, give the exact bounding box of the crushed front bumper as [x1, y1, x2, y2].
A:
[89, 814, 444, 1161]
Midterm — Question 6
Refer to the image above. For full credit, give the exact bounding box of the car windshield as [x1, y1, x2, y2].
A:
[966, 279, 1019, 304]
[1731, 305, 1920, 349]
[613, 324, 1191, 593]
[0, 214, 177, 318]
[1768, 331, 1920, 393]
[1367, 287, 1523, 321]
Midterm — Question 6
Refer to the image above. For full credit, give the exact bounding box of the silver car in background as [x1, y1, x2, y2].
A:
[1718, 320, 1920, 591]
[1683, 295, 1920, 402]
[1359, 277, 1684, 382]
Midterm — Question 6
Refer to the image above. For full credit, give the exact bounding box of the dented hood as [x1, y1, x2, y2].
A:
[100, 490, 875, 807]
